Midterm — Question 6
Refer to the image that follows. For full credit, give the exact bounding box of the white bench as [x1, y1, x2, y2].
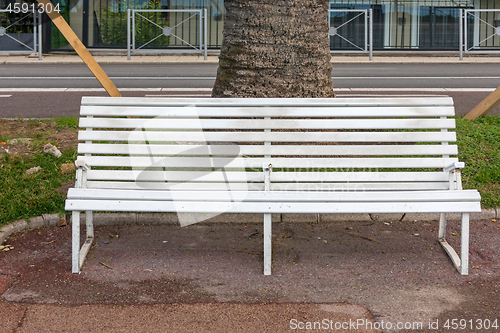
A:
[65, 97, 481, 275]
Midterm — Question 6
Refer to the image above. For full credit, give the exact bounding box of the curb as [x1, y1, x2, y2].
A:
[0, 213, 60, 245]
[1, 209, 497, 245]
[2, 56, 500, 65]
[0, 59, 221, 65]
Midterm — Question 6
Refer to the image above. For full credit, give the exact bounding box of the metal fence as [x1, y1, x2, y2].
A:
[328, 8, 372, 60]
[463, 9, 500, 56]
[0, 9, 41, 59]
[127, 8, 207, 60]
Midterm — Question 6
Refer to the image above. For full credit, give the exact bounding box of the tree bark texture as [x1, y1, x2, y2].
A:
[212, 0, 334, 98]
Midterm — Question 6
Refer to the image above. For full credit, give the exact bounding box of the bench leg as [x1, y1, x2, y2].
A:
[86, 211, 94, 238]
[438, 212, 469, 275]
[460, 213, 469, 275]
[438, 213, 447, 239]
[72, 211, 95, 274]
[72, 211, 80, 273]
[263, 213, 272, 276]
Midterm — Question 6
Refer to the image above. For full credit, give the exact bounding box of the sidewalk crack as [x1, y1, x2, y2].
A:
[13, 306, 28, 333]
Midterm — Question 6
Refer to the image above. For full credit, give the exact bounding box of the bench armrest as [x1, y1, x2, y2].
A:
[75, 160, 90, 189]
[75, 160, 90, 171]
[445, 162, 464, 190]
[444, 162, 465, 172]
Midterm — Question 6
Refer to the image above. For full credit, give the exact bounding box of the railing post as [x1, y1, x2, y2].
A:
[38, 11, 43, 60]
[127, 9, 131, 60]
[204, 8, 208, 60]
[464, 10, 468, 56]
[459, 9, 463, 61]
[369, 8, 373, 61]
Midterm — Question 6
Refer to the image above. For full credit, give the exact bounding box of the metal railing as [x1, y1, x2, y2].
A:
[460, 9, 500, 59]
[328, 8, 372, 60]
[0, 9, 41, 59]
[127, 8, 207, 60]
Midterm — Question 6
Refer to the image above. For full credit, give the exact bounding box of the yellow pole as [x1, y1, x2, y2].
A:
[37, 0, 122, 97]
[463, 85, 500, 120]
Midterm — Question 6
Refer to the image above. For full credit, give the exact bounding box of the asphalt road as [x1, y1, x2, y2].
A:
[0, 63, 499, 118]
[1, 63, 500, 89]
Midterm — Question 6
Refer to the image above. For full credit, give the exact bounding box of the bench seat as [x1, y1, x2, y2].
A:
[65, 97, 481, 276]
[67, 189, 480, 213]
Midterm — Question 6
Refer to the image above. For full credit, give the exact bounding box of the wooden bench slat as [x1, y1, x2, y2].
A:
[81, 97, 454, 107]
[86, 170, 451, 182]
[78, 130, 458, 143]
[67, 189, 480, 202]
[78, 143, 458, 157]
[65, 200, 480, 214]
[77, 156, 459, 169]
[79, 118, 456, 130]
[86, 181, 261, 190]
[85, 181, 452, 191]
[80, 105, 456, 117]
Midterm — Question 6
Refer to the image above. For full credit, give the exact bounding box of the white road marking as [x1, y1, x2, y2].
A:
[335, 94, 448, 97]
[0, 94, 12, 97]
[0, 76, 216, 80]
[145, 94, 212, 97]
[342, 88, 496, 92]
[333, 76, 500, 79]
[2, 76, 500, 80]
[0, 88, 213, 92]
[0, 88, 495, 92]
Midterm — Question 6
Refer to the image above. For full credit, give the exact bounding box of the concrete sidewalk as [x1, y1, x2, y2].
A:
[0, 302, 378, 333]
[1, 217, 499, 332]
[1, 53, 500, 65]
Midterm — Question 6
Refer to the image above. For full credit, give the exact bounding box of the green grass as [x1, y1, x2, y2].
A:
[0, 115, 499, 226]
[0, 151, 76, 224]
[456, 116, 500, 209]
[53, 116, 79, 130]
[0, 117, 78, 225]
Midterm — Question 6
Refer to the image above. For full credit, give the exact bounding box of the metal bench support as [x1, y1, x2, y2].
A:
[71, 211, 94, 274]
[263, 213, 272, 275]
[438, 212, 469, 275]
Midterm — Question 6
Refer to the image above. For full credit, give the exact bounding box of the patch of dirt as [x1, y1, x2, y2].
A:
[57, 181, 76, 196]
[0, 119, 78, 158]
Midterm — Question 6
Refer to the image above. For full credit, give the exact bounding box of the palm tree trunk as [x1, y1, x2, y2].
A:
[212, 0, 334, 98]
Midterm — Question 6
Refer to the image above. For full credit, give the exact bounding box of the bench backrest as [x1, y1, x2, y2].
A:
[77, 97, 460, 192]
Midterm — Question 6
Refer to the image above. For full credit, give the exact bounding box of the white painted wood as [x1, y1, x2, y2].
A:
[78, 130, 458, 143]
[445, 162, 465, 172]
[72, 211, 80, 274]
[81, 96, 454, 107]
[84, 181, 454, 191]
[79, 238, 93, 271]
[77, 156, 459, 169]
[461, 213, 470, 275]
[67, 96, 479, 276]
[439, 213, 447, 239]
[67, 189, 481, 203]
[86, 211, 93, 238]
[80, 106, 456, 118]
[86, 181, 264, 191]
[79, 118, 456, 130]
[65, 200, 481, 214]
[80, 105, 456, 117]
[456, 170, 463, 191]
[263, 213, 272, 276]
[439, 238, 462, 272]
[78, 143, 459, 157]
[85, 170, 450, 182]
